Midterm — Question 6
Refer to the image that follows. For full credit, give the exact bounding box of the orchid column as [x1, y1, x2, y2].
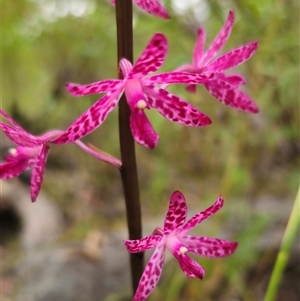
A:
[115, 0, 144, 292]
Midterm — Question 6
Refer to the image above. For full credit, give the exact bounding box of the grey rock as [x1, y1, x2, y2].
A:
[15, 231, 130, 301]
[1, 180, 65, 250]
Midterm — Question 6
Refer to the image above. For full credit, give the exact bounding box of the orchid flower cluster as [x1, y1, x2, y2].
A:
[1, 1, 258, 300]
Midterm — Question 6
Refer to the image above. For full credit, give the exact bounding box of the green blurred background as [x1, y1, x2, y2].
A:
[2, 0, 299, 300]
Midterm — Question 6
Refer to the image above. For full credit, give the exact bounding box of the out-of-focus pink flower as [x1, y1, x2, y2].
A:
[174, 10, 259, 113]
[124, 191, 238, 301]
[0, 109, 121, 202]
[54, 33, 213, 149]
[111, 0, 170, 19]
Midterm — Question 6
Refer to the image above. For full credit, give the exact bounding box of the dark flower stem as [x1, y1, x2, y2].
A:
[115, 0, 144, 293]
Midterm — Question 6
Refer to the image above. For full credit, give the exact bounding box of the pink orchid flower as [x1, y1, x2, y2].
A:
[124, 191, 238, 301]
[0, 109, 121, 202]
[111, 0, 170, 19]
[173, 10, 258, 113]
[53, 33, 213, 149]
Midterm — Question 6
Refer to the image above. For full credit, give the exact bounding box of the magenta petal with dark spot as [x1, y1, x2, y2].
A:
[175, 252, 206, 279]
[30, 144, 50, 202]
[54, 85, 124, 144]
[144, 86, 212, 127]
[131, 33, 168, 77]
[0, 159, 30, 179]
[204, 79, 259, 113]
[66, 79, 121, 96]
[180, 235, 238, 258]
[130, 109, 159, 149]
[124, 235, 162, 253]
[206, 41, 258, 73]
[132, 245, 165, 301]
[111, 0, 170, 19]
[179, 196, 224, 235]
[163, 191, 187, 235]
[200, 10, 235, 66]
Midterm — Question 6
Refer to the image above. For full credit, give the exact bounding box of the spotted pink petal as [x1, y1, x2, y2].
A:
[163, 191, 187, 235]
[0, 123, 40, 147]
[0, 159, 30, 179]
[133, 0, 170, 19]
[66, 79, 122, 97]
[130, 109, 159, 149]
[124, 235, 162, 253]
[133, 245, 165, 301]
[144, 87, 212, 127]
[147, 71, 213, 85]
[204, 79, 259, 113]
[30, 144, 50, 202]
[111, 0, 170, 19]
[174, 252, 205, 279]
[151, 66, 198, 92]
[0, 109, 26, 132]
[186, 84, 197, 93]
[193, 28, 206, 67]
[218, 73, 246, 87]
[201, 10, 235, 67]
[53, 86, 124, 144]
[180, 235, 238, 257]
[206, 41, 258, 73]
[179, 196, 224, 235]
[131, 33, 168, 77]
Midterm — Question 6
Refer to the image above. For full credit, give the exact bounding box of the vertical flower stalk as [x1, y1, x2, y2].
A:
[115, 0, 144, 293]
[263, 186, 300, 301]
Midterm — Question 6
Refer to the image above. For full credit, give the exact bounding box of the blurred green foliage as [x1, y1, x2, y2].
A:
[2, 0, 299, 300]
[3, 0, 298, 200]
